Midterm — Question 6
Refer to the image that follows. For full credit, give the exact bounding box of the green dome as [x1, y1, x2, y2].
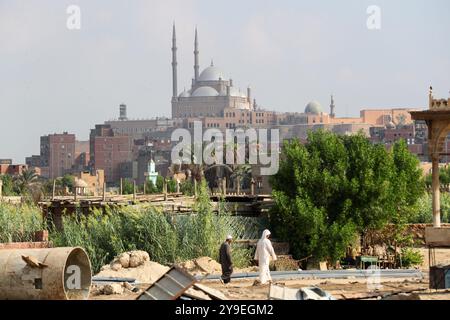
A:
[305, 101, 323, 115]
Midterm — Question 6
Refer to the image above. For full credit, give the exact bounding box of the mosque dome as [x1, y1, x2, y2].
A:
[179, 89, 191, 98]
[198, 65, 226, 82]
[192, 86, 219, 97]
[305, 101, 323, 115]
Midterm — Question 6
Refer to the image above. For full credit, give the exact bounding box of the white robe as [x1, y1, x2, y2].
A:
[254, 230, 277, 284]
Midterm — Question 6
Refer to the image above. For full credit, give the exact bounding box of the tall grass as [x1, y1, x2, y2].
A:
[0, 203, 43, 243]
[50, 180, 253, 273]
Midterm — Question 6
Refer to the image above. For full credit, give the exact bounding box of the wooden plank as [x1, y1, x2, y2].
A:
[183, 288, 213, 300]
[194, 283, 228, 300]
[425, 227, 450, 247]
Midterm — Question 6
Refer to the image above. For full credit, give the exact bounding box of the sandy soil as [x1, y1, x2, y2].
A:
[90, 247, 450, 300]
[91, 276, 450, 300]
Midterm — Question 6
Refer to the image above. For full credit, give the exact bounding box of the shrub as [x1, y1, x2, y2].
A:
[398, 247, 423, 268]
[50, 179, 252, 273]
[0, 203, 43, 243]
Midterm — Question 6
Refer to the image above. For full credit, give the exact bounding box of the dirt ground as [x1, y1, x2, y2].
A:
[90, 248, 450, 300]
[91, 277, 450, 300]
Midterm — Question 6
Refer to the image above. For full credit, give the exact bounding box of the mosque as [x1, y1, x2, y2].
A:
[170, 25, 254, 119]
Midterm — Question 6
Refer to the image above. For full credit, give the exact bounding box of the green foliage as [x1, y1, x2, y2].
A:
[425, 165, 450, 188]
[167, 179, 177, 193]
[50, 206, 178, 271]
[270, 131, 425, 263]
[60, 175, 75, 190]
[122, 179, 134, 195]
[0, 203, 43, 242]
[0, 175, 16, 196]
[410, 192, 450, 223]
[144, 179, 158, 194]
[398, 247, 424, 268]
[156, 175, 164, 192]
[14, 168, 39, 195]
[180, 180, 195, 196]
[50, 179, 251, 273]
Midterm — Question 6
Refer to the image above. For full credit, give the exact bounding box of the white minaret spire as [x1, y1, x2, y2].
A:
[172, 23, 178, 100]
[194, 26, 200, 82]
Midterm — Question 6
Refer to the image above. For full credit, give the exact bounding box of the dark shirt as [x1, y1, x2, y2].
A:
[219, 242, 232, 267]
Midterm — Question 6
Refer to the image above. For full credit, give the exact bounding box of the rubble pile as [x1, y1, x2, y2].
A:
[95, 250, 170, 285]
[178, 256, 222, 275]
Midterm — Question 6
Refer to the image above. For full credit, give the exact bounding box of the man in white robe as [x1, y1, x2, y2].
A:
[254, 229, 277, 285]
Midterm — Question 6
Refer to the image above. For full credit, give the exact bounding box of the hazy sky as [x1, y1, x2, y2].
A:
[1, 0, 449, 162]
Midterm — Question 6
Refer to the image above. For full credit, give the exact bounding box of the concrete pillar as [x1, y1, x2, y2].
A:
[176, 180, 180, 194]
[163, 180, 167, 201]
[143, 182, 146, 195]
[432, 154, 441, 227]
[133, 180, 136, 201]
[222, 178, 227, 195]
[52, 180, 56, 200]
[251, 179, 255, 196]
[194, 179, 197, 197]
[103, 182, 106, 202]
[120, 178, 123, 195]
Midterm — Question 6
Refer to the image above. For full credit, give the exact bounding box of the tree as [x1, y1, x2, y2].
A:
[14, 168, 39, 195]
[270, 131, 425, 263]
[60, 175, 75, 190]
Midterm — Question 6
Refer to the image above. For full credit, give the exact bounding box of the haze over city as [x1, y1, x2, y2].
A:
[1, 0, 449, 162]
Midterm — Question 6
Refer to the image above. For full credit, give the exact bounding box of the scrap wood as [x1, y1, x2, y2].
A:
[341, 287, 427, 300]
[183, 288, 213, 300]
[194, 283, 228, 300]
[21, 255, 48, 268]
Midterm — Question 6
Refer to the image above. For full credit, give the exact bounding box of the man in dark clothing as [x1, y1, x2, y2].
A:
[218, 235, 233, 284]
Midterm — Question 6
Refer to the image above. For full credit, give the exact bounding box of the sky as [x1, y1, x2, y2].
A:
[0, 0, 449, 162]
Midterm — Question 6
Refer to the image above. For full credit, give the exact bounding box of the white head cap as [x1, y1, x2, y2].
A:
[226, 235, 233, 240]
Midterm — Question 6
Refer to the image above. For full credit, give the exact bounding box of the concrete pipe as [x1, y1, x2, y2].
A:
[0, 247, 91, 300]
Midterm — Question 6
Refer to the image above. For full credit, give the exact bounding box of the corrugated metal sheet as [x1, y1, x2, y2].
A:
[137, 266, 196, 300]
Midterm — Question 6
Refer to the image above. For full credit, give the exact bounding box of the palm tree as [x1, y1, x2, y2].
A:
[14, 168, 39, 195]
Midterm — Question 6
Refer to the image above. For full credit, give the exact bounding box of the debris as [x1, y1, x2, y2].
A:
[95, 251, 169, 284]
[269, 284, 335, 300]
[183, 288, 212, 300]
[194, 283, 228, 300]
[103, 283, 124, 295]
[21, 255, 48, 268]
[382, 292, 421, 300]
[117, 252, 130, 268]
[138, 266, 197, 300]
[129, 251, 150, 268]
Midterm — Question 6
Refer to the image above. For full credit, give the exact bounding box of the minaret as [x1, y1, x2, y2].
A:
[194, 27, 199, 82]
[171, 23, 178, 100]
[429, 86, 433, 109]
[330, 94, 336, 118]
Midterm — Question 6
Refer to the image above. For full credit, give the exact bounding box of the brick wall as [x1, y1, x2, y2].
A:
[0, 230, 52, 250]
[0, 242, 52, 250]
